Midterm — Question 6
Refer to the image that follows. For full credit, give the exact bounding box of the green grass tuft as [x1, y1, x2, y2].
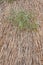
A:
[5, 0, 16, 3]
[7, 10, 38, 31]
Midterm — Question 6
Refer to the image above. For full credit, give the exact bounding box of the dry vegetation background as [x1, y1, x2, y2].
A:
[0, 0, 43, 65]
